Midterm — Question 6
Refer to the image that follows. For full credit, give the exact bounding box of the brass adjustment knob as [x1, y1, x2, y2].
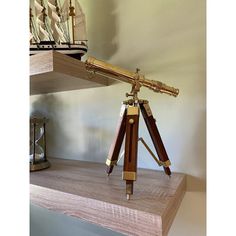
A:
[129, 119, 134, 124]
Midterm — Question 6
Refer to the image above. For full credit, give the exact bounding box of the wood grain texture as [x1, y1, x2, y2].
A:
[30, 51, 113, 95]
[140, 102, 171, 176]
[123, 111, 139, 174]
[107, 104, 127, 172]
[30, 157, 186, 236]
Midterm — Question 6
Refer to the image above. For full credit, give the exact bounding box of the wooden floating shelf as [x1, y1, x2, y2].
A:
[30, 158, 186, 236]
[30, 51, 112, 95]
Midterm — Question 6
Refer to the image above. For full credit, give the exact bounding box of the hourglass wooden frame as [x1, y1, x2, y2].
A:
[30, 117, 50, 172]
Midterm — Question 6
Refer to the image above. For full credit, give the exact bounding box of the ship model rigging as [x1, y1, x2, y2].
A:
[30, 0, 87, 60]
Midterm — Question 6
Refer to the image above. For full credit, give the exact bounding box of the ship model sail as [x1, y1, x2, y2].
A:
[30, 0, 88, 60]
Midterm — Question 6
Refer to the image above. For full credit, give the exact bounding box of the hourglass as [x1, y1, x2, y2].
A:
[30, 117, 50, 171]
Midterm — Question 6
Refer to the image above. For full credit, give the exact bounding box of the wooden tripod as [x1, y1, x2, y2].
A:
[106, 98, 171, 200]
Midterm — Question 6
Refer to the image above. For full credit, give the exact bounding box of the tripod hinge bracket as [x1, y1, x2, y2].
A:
[106, 158, 117, 166]
[122, 171, 137, 181]
[160, 159, 171, 167]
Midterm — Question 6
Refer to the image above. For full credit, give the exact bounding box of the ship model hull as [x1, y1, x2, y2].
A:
[30, 41, 87, 60]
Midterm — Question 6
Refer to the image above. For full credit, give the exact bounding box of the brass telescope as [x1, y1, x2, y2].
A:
[85, 56, 179, 97]
[85, 56, 179, 199]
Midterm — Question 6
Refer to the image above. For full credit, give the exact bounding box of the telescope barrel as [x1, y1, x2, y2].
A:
[85, 56, 179, 97]
[86, 57, 133, 83]
[141, 80, 179, 97]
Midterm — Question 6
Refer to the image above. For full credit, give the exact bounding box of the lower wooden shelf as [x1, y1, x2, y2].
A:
[30, 157, 186, 236]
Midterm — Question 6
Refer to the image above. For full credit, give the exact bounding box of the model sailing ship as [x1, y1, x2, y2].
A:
[30, 0, 87, 60]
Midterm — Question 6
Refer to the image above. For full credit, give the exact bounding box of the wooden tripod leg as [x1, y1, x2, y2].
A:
[122, 106, 139, 200]
[140, 102, 171, 176]
[106, 104, 127, 175]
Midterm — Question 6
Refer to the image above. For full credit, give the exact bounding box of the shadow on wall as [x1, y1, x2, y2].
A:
[80, 126, 113, 163]
[30, 93, 116, 162]
[86, 0, 118, 60]
[180, 111, 206, 191]
[186, 175, 206, 192]
[30, 94, 73, 158]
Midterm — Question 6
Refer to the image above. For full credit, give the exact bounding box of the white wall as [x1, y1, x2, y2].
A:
[31, 0, 206, 192]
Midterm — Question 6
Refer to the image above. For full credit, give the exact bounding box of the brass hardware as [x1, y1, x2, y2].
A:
[126, 181, 133, 200]
[106, 159, 117, 166]
[129, 119, 134, 124]
[161, 160, 171, 167]
[123, 99, 134, 105]
[122, 171, 137, 181]
[127, 106, 139, 116]
[138, 137, 171, 167]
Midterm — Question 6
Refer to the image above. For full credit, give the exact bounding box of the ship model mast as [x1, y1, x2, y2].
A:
[69, 0, 75, 44]
[30, 0, 88, 60]
[29, 8, 33, 43]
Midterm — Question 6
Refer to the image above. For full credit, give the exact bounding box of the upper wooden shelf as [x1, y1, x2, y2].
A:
[30, 157, 186, 236]
[30, 51, 112, 95]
